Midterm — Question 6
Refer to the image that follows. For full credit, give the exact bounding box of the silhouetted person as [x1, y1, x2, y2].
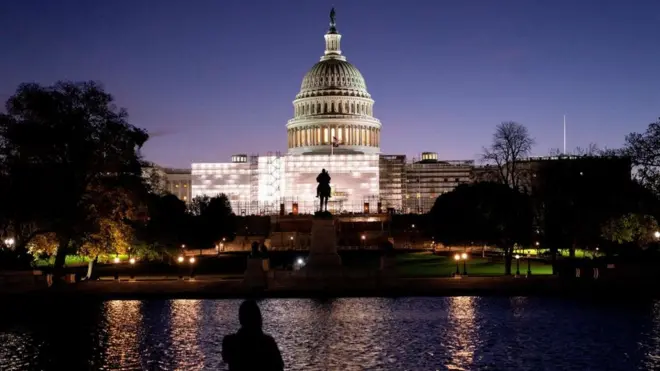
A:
[222, 300, 284, 371]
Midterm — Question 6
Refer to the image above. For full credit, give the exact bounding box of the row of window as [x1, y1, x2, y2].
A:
[295, 100, 372, 116]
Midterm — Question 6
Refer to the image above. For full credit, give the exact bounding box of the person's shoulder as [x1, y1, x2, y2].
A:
[222, 333, 238, 346]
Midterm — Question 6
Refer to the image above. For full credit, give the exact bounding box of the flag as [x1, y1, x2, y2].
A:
[332, 136, 341, 147]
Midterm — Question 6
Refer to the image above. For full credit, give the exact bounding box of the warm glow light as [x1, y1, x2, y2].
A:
[290, 236, 294, 240]
[181, 244, 185, 248]
[113, 257, 120, 264]
[411, 224, 415, 228]
[461, 253, 468, 260]
[655, 231, 660, 239]
[535, 241, 540, 246]
[515, 255, 520, 260]
[454, 253, 460, 261]
[297, 258, 304, 265]
[177, 256, 184, 263]
[189, 257, 196, 264]
[361, 235, 366, 240]
[4, 238, 15, 246]
[129, 258, 136, 264]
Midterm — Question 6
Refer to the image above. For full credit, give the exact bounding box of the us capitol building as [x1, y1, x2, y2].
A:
[184, 10, 473, 215]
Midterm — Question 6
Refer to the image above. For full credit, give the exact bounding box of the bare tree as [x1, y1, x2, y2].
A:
[482, 122, 535, 190]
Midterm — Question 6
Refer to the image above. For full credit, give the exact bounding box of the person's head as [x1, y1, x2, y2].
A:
[239, 300, 263, 331]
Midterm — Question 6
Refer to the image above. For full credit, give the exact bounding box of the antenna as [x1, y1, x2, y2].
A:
[563, 114, 566, 154]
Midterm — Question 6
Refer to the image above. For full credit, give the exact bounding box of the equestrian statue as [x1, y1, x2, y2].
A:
[316, 169, 331, 213]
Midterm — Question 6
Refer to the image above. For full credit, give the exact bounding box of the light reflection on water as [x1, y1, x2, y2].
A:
[1, 297, 659, 370]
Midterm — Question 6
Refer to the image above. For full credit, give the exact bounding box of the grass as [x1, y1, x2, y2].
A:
[30, 251, 555, 278]
[33, 254, 131, 267]
[396, 252, 554, 277]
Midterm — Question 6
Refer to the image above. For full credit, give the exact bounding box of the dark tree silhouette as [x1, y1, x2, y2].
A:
[0, 81, 148, 277]
[188, 194, 236, 251]
[624, 117, 660, 194]
[429, 182, 533, 274]
[482, 121, 535, 191]
[136, 193, 190, 257]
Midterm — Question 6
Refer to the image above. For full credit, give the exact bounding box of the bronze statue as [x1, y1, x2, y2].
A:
[316, 168, 331, 212]
[330, 7, 336, 26]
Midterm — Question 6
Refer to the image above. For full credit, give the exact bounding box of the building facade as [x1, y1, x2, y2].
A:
[163, 168, 192, 202]
[403, 153, 473, 213]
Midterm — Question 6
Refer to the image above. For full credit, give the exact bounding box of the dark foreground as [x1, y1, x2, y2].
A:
[1, 296, 659, 370]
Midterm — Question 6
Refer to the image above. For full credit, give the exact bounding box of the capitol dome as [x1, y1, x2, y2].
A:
[297, 59, 370, 99]
[287, 8, 381, 155]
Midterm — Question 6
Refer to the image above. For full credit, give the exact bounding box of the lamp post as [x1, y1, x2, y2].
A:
[129, 257, 136, 280]
[461, 252, 468, 275]
[361, 235, 366, 249]
[113, 256, 120, 281]
[177, 255, 185, 279]
[655, 231, 660, 240]
[454, 253, 460, 276]
[515, 254, 520, 276]
[189, 257, 196, 279]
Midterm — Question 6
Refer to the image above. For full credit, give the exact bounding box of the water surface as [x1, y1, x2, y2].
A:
[1, 297, 659, 370]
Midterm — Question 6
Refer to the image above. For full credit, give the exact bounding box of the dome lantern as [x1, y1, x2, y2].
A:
[322, 7, 344, 61]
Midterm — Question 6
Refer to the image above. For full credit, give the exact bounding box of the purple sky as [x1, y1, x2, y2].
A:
[1, 0, 659, 168]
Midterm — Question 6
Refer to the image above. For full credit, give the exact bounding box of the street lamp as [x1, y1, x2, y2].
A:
[361, 235, 366, 249]
[454, 253, 461, 276]
[177, 255, 185, 279]
[527, 254, 532, 276]
[189, 257, 196, 279]
[515, 254, 521, 276]
[655, 231, 660, 239]
[129, 257, 136, 280]
[461, 252, 469, 275]
[113, 256, 120, 280]
[4, 237, 15, 248]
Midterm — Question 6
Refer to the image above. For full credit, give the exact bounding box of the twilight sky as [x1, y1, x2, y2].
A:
[1, 0, 659, 168]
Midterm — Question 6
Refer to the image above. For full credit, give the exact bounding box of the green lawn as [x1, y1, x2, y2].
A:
[510, 248, 598, 259]
[396, 252, 554, 277]
[34, 254, 131, 267]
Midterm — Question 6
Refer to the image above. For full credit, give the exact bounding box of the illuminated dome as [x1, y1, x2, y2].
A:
[297, 59, 370, 99]
[287, 8, 381, 155]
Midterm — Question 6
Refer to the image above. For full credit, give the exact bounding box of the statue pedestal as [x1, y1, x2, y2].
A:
[303, 217, 342, 278]
[243, 258, 267, 289]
